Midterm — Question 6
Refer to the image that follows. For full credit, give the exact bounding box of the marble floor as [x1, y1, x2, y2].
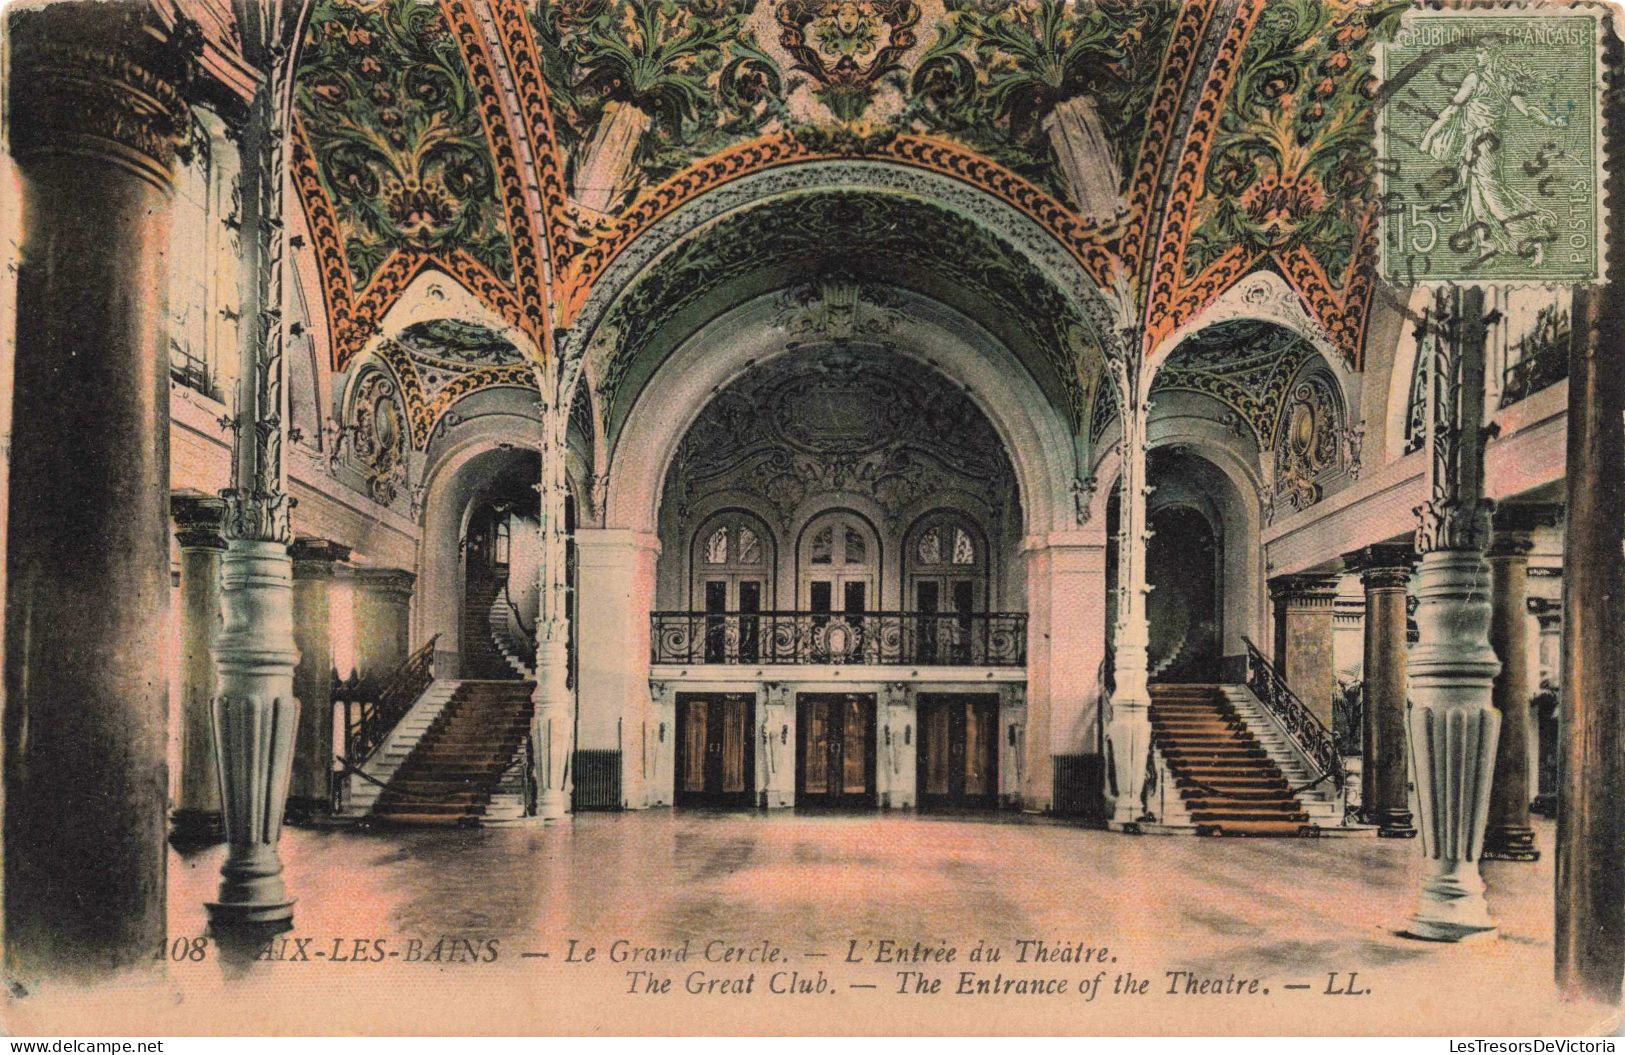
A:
[5, 812, 1619, 1036]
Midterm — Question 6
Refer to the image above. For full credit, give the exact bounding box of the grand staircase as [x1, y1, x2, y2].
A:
[1149, 683, 1317, 837]
[369, 680, 536, 826]
[462, 570, 520, 680]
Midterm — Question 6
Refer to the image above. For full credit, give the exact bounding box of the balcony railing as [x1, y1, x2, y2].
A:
[650, 611, 1028, 667]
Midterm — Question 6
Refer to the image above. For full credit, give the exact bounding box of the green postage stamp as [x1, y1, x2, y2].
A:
[1378, 6, 1606, 286]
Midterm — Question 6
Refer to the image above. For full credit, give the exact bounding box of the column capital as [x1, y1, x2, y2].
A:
[1343, 544, 1416, 589]
[172, 493, 227, 552]
[1269, 572, 1341, 608]
[8, 2, 193, 191]
[350, 566, 416, 600]
[289, 538, 351, 578]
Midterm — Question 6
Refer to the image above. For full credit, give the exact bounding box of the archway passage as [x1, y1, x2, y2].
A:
[461, 452, 540, 681]
[653, 342, 1023, 668]
[1146, 505, 1221, 684]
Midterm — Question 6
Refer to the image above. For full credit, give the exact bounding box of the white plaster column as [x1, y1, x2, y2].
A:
[1024, 531, 1109, 816]
[879, 682, 916, 810]
[760, 682, 794, 808]
[532, 394, 580, 819]
[1105, 349, 1154, 828]
[647, 681, 674, 807]
[1407, 285, 1502, 942]
[999, 684, 1028, 808]
[208, 0, 312, 929]
[573, 527, 660, 810]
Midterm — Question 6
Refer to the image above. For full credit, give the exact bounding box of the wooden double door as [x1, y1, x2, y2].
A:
[676, 693, 755, 807]
[796, 693, 877, 808]
[917, 694, 1000, 808]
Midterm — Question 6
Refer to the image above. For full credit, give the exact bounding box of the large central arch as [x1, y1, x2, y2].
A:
[603, 289, 1079, 541]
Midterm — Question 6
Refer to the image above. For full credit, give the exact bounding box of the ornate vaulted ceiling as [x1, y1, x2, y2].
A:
[285, 0, 1400, 449]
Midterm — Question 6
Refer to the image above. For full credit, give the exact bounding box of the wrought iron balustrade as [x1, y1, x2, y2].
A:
[332, 633, 439, 779]
[1241, 637, 1345, 793]
[650, 610, 1027, 667]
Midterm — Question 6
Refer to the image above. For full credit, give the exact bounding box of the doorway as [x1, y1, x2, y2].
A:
[675, 693, 755, 808]
[795, 693, 877, 807]
[916, 694, 1000, 809]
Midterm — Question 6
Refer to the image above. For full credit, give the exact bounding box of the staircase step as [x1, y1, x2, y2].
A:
[1150, 685, 1317, 840]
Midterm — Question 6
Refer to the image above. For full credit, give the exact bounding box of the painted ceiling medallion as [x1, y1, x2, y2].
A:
[777, 0, 920, 120]
[771, 272, 903, 342]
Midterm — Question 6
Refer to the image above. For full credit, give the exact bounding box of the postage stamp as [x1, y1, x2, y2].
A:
[1377, 7, 1605, 286]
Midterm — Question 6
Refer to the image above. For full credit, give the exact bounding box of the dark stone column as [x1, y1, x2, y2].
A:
[1556, 280, 1625, 1000]
[1483, 508, 1552, 861]
[3, 3, 188, 976]
[1343, 545, 1415, 838]
[1269, 573, 1340, 727]
[171, 495, 226, 846]
[353, 567, 415, 676]
[288, 540, 350, 821]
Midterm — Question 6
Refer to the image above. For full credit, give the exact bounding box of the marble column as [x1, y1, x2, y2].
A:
[1556, 280, 1625, 999]
[4, 2, 188, 975]
[352, 567, 414, 677]
[288, 540, 350, 820]
[1406, 285, 1502, 942]
[1343, 545, 1415, 838]
[208, 0, 312, 930]
[1269, 574, 1340, 728]
[1105, 348, 1154, 829]
[1483, 508, 1548, 861]
[1526, 597, 1561, 818]
[172, 495, 228, 845]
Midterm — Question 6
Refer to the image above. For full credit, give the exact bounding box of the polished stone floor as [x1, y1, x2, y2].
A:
[6, 812, 1619, 1035]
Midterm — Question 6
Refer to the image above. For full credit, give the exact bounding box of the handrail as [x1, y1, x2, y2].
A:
[1240, 637, 1345, 792]
[650, 610, 1028, 667]
[331, 633, 439, 772]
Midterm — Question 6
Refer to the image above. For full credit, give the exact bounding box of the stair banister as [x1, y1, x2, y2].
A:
[1239, 637, 1346, 796]
[331, 633, 440, 773]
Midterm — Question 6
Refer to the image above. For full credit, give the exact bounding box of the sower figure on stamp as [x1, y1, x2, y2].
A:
[1420, 46, 1569, 262]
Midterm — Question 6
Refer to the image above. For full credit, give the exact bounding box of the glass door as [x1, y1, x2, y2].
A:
[916, 694, 1000, 808]
[795, 693, 877, 807]
[675, 693, 755, 807]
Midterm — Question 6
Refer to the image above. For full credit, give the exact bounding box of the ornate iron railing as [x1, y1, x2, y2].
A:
[650, 611, 1028, 667]
[1241, 637, 1345, 792]
[332, 633, 439, 771]
[1498, 304, 1570, 408]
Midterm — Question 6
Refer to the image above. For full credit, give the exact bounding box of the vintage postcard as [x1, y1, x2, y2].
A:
[0, 0, 1622, 1040]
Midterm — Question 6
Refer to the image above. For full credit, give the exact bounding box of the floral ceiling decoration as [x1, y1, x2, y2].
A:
[368, 317, 535, 448]
[283, 0, 1403, 431]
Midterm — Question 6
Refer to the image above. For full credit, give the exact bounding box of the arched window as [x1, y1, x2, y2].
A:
[905, 511, 989, 664]
[797, 510, 879, 615]
[691, 512, 775, 663]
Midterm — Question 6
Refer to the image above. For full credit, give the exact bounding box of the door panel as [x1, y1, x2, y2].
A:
[675, 694, 755, 807]
[796, 693, 876, 807]
[916, 694, 1000, 808]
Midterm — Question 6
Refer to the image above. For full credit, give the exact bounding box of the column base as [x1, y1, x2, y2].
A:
[1403, 916, 1498, 943]
[206, 898, 297, 927]
[169, 808, 224, 848]
[283, 796, 331, 827]
[1405, 864, 1498, 943]
[1482, 825, 1540, 861]
[1370, 808, 1417, 839]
